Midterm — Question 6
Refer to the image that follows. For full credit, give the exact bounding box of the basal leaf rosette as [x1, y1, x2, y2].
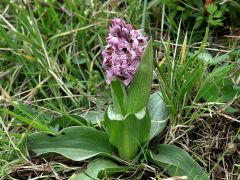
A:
[25, 17, 209, 180]
[105, 106, 150, 160]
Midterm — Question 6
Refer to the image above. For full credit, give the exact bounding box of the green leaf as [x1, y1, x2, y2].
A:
[211, 54, 229, 64]
[221, 77, 240, 101]
[105, 107, 150, 159]
[111, 80, 127, 114]
[126, 38, 153, 113]
[147, 91, 168, 140]
[148, 144, 209, 180]
[209, 19, 223, 27]
[80, 111, 104, 123]
[200, 81, 221, 102]
[13, 102, 53, 124]
[195, 16, 204, 29]
[197, 52, 212, 64]
[208, 65, 233, 79]
[49, 115, 88, 129]
[214, 11, 222, 18]
[196, 65, 234, 101]
[49, 111, 104, 129]
[199, 27, 209, 52]
[207, 4, 217, 15]
[27, 126, 115, 161]
[69, 158, 129, 180]
[222, 85, 239, 101]
[0, 108, 51, 132]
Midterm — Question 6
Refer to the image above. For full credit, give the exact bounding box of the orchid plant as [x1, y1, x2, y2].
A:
[26, 18, 209, 179]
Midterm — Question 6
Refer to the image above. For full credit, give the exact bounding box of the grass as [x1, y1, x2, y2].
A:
[0, 0, 240, 179]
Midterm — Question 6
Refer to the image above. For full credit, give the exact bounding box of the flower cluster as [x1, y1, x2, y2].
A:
[102, 18, 147, 85]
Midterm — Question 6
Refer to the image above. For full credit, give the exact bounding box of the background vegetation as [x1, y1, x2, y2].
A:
[0, 0, 239, 179]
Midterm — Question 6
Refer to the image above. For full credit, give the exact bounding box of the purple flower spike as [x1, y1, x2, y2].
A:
[102, 18, 147, 86]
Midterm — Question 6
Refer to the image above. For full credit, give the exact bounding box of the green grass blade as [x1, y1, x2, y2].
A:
[0, 109, 51, 132]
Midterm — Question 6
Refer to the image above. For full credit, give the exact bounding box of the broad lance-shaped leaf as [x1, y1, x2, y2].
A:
[69, 158, 130, 180]
[105, 107, 150, 160]
[147, 91, 168, 140]
[126, 38, 153, 113]
[27, 126, 115, 161]
[148, 144, 209, 180]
